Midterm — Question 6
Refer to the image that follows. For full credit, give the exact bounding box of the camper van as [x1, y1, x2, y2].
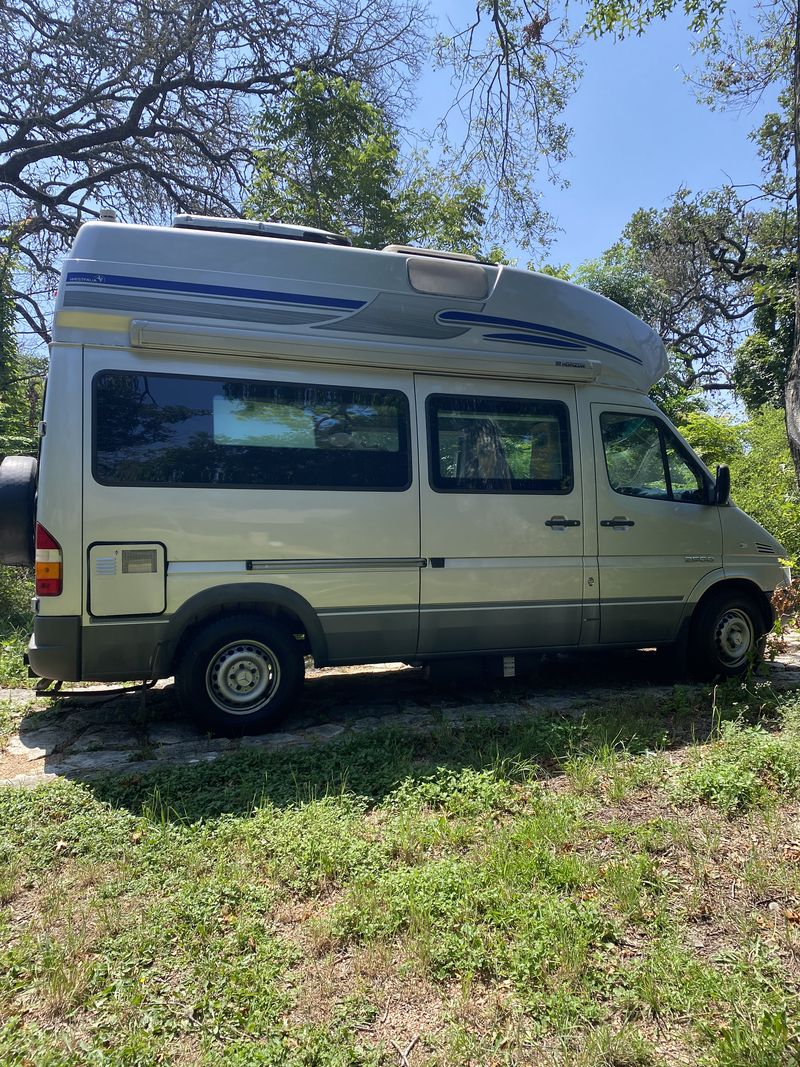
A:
[0, 215, 789, 731]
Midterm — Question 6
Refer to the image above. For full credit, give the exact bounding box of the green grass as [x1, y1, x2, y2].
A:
[2, 675, 800, 1062]
[0, 567, 34, 688]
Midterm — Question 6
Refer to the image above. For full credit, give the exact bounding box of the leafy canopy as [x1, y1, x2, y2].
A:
[246, 71, 492, 256]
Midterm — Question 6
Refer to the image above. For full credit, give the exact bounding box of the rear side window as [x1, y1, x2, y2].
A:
[93, 371, 411, 490]
[427, 394, 573, 494]
[600, 412, 707, 504]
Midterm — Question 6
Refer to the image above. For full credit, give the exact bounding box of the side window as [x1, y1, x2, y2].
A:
[600, 412, 707, 504]
[93, 371, 411, 490]
[428, 394, 573, 494]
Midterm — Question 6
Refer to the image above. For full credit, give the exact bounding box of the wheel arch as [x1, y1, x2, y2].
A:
[686, 575, 774, 636]
[153, 583, 329, 677]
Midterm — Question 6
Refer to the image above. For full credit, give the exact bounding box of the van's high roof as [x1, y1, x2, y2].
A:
[54, 217, 668, 392]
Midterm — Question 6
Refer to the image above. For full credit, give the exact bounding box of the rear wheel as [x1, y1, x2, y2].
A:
[690, 591, 766, 680]
[176, 614, 304, 734]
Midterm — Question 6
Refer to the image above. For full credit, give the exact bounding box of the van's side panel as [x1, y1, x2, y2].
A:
[81, 347, 421, 671]
[415, 375, 584, 653]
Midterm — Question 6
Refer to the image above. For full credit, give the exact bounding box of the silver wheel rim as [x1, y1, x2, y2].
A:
[206, 640, 281, 716]
[714, 608, 755, 668]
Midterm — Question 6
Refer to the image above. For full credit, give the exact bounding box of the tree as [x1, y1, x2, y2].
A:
[564, 250, 705, 418]
[432, 1, 583, 247]
[246, 71, 493, 255]
[0, 254, 41, 456]
[0, 0, 427, 343]
[584, 0, 800, 481]
[600, 192, 785, 385]
[1, 0, 587, 346]
[247, 72, 402, 249]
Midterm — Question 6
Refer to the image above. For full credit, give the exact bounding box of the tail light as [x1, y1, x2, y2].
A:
[35, 523, 62, 596]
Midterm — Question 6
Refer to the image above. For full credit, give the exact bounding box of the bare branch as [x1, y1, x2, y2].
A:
[0, 0, 427, 341]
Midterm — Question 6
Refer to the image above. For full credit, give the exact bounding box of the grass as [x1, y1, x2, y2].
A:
[2, 676, 800, 1064]
[0, 566, 34, 689]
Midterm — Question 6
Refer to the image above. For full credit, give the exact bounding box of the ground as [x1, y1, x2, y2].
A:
[3, 644, 800, 789]
[4, 644, 800, 1065]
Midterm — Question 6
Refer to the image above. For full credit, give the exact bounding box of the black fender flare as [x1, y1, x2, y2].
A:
[153, 582, 329, 675]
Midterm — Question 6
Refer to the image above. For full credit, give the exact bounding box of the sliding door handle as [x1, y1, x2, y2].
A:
[601, 517, 635, 528]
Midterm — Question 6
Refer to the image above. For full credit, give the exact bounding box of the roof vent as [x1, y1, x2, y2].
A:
[97, 208, 118, 222]
[406, 255, 489, 300]
[383, 244, 478, 263]
[172, 214, 352, 246]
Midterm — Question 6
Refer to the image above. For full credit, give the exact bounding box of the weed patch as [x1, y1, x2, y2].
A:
[677, 720, 800, 813]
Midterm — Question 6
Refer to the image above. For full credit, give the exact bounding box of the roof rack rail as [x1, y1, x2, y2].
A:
[172, 215, 352, 247]
[382, 244, 478, 263]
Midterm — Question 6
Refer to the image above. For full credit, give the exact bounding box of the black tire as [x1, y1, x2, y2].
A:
[0, 455, 37, 566]
[175, 614, 304, 734]
[690, 591, 766, 680]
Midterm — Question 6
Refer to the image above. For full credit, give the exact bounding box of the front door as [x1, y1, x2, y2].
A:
[591, 403, 723, 645]
[416, 375, 585, 654]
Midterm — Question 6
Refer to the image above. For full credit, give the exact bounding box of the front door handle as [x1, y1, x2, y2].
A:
[545, 516, 581, 528]
[600, 517, 635, 528]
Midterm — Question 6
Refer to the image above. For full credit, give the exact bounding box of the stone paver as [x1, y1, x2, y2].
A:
[2, 639, 800, 788]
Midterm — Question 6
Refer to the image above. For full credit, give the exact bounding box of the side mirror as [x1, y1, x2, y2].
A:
[714, 464, 731, 506]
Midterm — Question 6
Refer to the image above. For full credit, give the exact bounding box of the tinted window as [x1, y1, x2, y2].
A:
[428, 394, 573, 494]
[600, 412, 707, 504]
[94, 372, 411, 490]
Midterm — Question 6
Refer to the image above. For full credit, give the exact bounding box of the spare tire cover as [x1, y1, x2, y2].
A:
[0, 455, 38, 566]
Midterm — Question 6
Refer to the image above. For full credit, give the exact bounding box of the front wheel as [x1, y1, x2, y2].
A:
[690, 592, 766, 680]
[176, 614, 304, 734]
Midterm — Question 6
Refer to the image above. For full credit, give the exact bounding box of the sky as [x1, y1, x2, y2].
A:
[418, 3, 777, 268]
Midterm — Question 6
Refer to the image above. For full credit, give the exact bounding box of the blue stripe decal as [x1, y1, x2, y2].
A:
[65, 272, 366, 312]
[438, 310, 642, 364]
[482, 332, 587, 351]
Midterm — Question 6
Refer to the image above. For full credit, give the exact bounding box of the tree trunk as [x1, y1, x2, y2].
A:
[785, 0, 800, 484]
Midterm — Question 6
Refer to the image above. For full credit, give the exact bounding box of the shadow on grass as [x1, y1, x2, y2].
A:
[85, 665, 782, 823]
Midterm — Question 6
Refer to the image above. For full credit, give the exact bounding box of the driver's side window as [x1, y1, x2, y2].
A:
[600, 412, 707, 504]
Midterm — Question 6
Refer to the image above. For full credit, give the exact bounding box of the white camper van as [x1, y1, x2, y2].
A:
[0, 215, 789, 731]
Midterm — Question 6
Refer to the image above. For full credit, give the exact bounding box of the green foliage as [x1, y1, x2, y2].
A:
[677, 411, 742, 469]
[574, 254, 666, 324]
[728, 407, 800, 561]
[246, 71, 490, 256]
[393, 156, 489, 255]
[0, 254, 41, 457]
[678, 719, 800, 813]
[247, 71, 400, 248]
[732, 259, 796, 414]
[0, 567, 32, 630]
[676, 406, 800, 559]
[383, 766, 518, 817]
[550, 250, 706, 420]
[649, 367, 706, 423]
[0, 568, 33, 688]
[584, 0, 726, 42]
[733, 333, 788, 413]
[704, 1008, 800, 1067]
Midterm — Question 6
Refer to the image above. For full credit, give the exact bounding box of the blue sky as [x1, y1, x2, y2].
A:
[418, 3, 777, 268]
